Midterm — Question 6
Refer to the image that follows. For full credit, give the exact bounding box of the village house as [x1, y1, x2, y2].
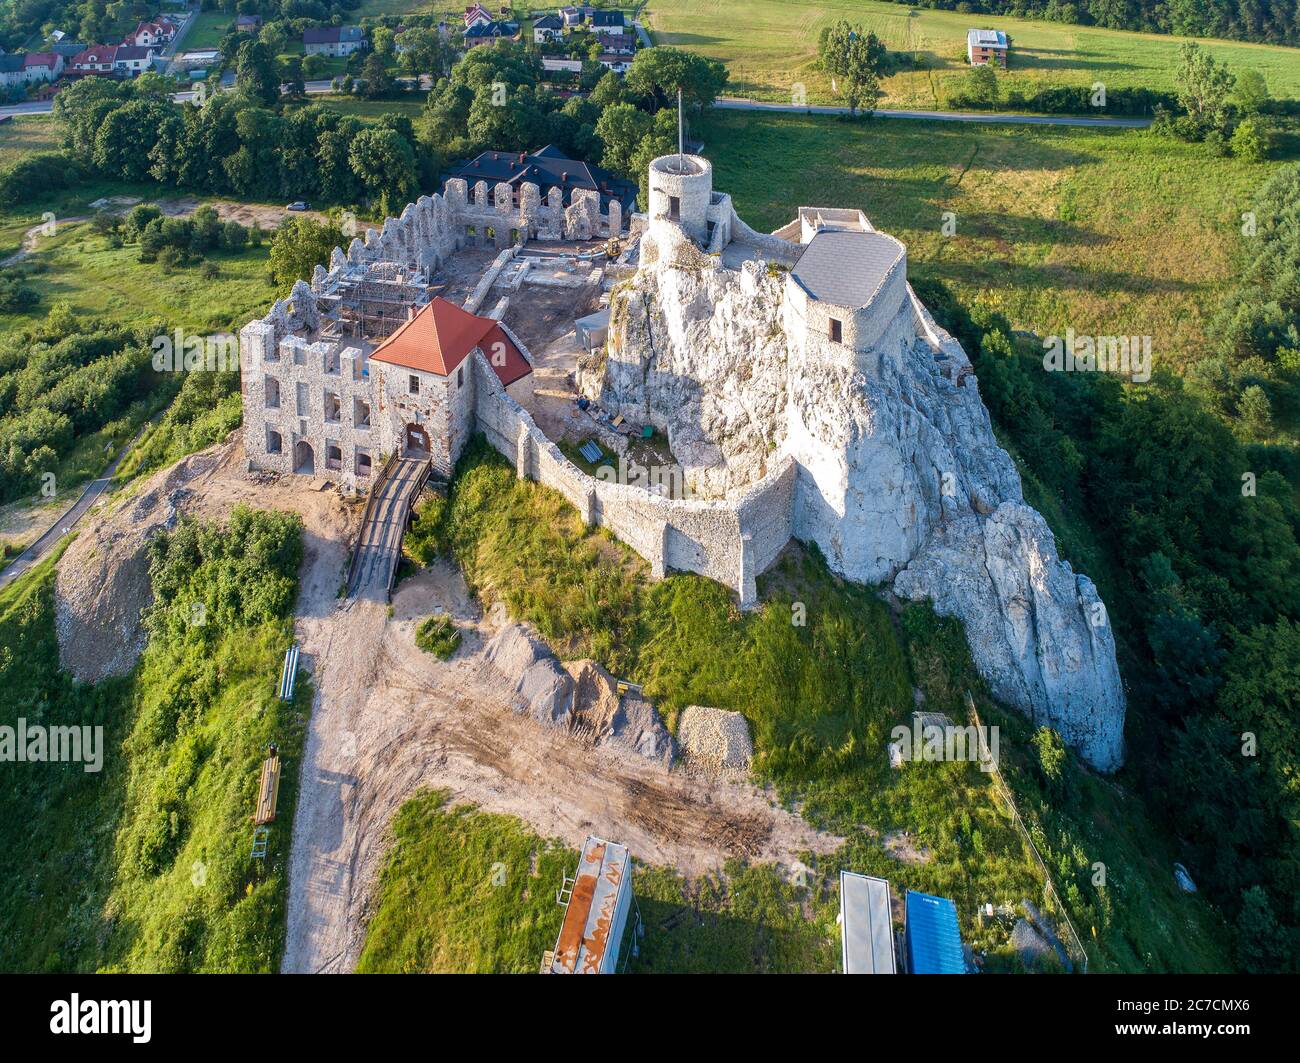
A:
[235, 14, 263, 32]
[589, 10, 625, 34]
[0, 52, 65, 86]
[533, 13, 563, 43]
[124, 17, 179, 49]
[303, 26, 368, 57]
[69, 45, 118, 74]
[464, 20, 518, 46]
[559, 6, 583, 28]
[966, 28, 1009, 68]
[114, 45, 156, 75]
[464, 4, 494, 29]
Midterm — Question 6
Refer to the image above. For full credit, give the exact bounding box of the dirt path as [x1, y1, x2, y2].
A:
[1, 215, 89, 266]
[283, 557, 839, 974]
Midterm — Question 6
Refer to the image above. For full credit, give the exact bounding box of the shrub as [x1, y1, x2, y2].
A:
[415, 614, 461, 659]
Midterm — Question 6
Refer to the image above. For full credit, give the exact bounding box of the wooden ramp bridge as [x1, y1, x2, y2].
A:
[345, 454, 436, 601]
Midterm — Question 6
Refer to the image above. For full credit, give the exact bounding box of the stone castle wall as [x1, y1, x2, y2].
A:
[472, 351, 795, 605]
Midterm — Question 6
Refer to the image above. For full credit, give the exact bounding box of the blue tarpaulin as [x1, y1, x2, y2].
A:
[905, 890, 965, 974]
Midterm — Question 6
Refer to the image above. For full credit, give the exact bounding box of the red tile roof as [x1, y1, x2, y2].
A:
[369, 297, 531, 387]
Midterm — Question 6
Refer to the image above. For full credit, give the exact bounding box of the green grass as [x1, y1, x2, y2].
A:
[184, 11, 235, 51]
[376, 437, 1233, 972]
[0, 507, 308, 972]
[414, 613, 462, 658]
[0, 220, 274, 343]
[0, 115, 59, 169]
[645, 0, 1300, 107]
[699, 110, 1283, 370]
[357, 788, 840, 973]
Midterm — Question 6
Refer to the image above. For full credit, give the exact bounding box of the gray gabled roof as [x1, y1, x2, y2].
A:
[790, 229, 904, 309]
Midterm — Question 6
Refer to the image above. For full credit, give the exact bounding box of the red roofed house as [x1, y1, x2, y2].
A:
[125, 18, 178, 49]
[369, 297, 533, 466]
[69, 45, 119, 74]
[22, 52, 64, 82]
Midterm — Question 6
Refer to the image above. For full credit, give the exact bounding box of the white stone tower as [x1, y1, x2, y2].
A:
[646, 153, 713, 245]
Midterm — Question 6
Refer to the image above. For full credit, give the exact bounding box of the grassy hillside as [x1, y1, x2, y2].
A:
[0, 508, 307, 972]
[645, 0, 1300, 106]
[0, 116, 59, 169]
[357, 438, 1233, 973]
[698, 110, 1280, 370]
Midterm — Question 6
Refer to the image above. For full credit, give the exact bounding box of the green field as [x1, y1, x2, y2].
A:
[645, 0, 1300, 106]
[0, 115, 58, 169]
[699, 110, 1280, 369]
[0, 218, 274, 343]
[184, 10, 235, 51]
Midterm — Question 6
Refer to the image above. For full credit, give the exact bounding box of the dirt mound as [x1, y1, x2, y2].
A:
[677, 705, 753, 775]
[566, 659, 674, 767]
[54, 445, 226, 683]
[485, 623, 574, 727]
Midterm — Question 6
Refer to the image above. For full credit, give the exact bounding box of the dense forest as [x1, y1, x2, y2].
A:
[887, 0, 1300, 46]
[914, 161, 1300, 972]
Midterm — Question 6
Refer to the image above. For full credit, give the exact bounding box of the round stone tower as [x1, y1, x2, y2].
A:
[647, 153, 712, 246]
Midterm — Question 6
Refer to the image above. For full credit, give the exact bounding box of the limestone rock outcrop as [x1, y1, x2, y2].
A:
[589, 232, 1126, 771]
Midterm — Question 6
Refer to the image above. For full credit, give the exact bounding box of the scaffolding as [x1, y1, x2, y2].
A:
[316, 260, 439, 344]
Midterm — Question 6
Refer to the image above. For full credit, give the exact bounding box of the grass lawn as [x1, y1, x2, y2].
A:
[369, 438, 1233, 973]
[0, 115, 59, 169]
[698, 110, 1284, 371]
[645, 0, 1300, 107]
[0, 220, 274, 342]
[184, 10, 235, 51]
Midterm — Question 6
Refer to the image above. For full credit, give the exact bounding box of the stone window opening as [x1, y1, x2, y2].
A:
[324, 349, 341, 375]
[266, 428, 282, 455]
[353, 397, 371, 428]
[325, 442, 343, 472]
[324, 391, 342, 423]
[669, 195, 680, 220]
[408, 374, 420, 396]
[264, 376, 280, 409]
[829, 317, 843, 344]
[296, 382, 309, 417]
[457, 365, 464, 388]
[355, 448, 372, 478]
[293, 346, 306, 367]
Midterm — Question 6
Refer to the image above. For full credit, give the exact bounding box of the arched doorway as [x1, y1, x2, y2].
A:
[404, 423, 430, 457]
[293, 440, 314, 475]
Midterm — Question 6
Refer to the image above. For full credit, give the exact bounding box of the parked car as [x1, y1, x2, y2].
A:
[286, 201, 310, 212]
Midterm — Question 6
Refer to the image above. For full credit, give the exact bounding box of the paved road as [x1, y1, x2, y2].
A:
[347, 456, 429, 599]
[4, 88, 1150, 127]
[715, 97, 1152, 128]
[0, 422, 152, 590]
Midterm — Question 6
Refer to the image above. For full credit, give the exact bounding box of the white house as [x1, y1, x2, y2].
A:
[966, 28, 1009, 68]
[114, 45, 155, 75]
[69, 45, 118, 74]
[589, 10, 625, 34]
[533, 13, 563, 42]
[124, 18, 178, 49]
[303, 26, 368, 57]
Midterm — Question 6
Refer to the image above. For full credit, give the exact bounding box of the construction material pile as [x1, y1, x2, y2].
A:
[677, 705, 753, 775]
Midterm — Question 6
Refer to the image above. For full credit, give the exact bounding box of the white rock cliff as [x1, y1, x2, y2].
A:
[586, 195, 1125, 772]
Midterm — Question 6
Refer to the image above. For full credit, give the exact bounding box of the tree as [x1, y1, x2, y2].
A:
[1238, 383, 1274, 439]
[1232, 68, 1270, 115]
[280, 56, 305, 99]
[236, 40, 280, 107]
[348, 128, 418, 217]
[269, 217, 346, 291]
[360, 51, 394, 100]
[594, 102, 651, 176]
[624, 47, 728, 113]
[818, 20, 885, 117]
[1230, 117, 1275, 162]
[1174, 42, 1235, 133]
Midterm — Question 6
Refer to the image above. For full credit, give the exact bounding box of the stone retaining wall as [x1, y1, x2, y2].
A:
[472, 353, 796, 606]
